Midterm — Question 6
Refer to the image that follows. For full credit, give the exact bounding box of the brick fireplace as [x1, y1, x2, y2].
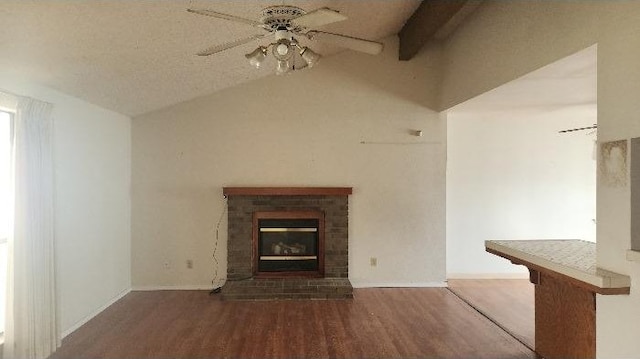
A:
[222, 187, 353, 300]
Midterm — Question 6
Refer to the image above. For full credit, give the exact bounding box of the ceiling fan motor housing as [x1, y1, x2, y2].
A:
[261, 5, 307, 32]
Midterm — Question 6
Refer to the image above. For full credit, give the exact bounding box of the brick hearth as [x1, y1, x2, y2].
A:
[222, 278, 353, 301]
[222, 187, 353, 300]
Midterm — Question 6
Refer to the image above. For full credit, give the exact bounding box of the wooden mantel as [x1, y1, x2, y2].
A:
[223, 187, 353, 196]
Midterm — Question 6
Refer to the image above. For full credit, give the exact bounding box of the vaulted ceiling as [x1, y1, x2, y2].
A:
[0, 1, 479, 117]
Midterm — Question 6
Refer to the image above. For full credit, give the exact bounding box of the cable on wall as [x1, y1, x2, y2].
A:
[210, 196, 227, 294]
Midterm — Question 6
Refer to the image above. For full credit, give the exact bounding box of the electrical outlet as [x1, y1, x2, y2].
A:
[370, 257, 377, 267]
[186, 259, 193, 269]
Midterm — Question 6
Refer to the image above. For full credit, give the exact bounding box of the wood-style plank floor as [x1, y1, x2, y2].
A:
[447, 279, 535, 350]
[51, 288, 536, 359]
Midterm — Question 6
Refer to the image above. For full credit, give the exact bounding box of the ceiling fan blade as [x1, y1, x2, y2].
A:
[187, 8, 264, 28]
[291, 8, 347, 28]
[306, 31, 384, 55]
[196, 34, 267, 56]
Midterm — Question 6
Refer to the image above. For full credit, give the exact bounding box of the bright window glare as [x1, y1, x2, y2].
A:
[0, 111, 11, 334]
[0, 112, 10, 239]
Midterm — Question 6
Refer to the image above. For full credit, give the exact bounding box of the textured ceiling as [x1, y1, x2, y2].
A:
[0, 0, 420, 117]
[451, 46, 597, 113]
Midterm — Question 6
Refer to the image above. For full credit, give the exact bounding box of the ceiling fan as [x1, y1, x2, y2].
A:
[187, 5, 384, 74]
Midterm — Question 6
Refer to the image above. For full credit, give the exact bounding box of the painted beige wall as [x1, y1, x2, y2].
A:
[447, 105, 597, 277]
[132, 37, 446, 289]
[440, 2, 640, 357]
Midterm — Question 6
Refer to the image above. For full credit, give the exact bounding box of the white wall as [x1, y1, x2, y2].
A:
[440, 1, 640, 357]
[446, 45, 598, 278]
[447, 106, 597, 277]
[0, 76, 131, 336]
[132, 36, 447, 289]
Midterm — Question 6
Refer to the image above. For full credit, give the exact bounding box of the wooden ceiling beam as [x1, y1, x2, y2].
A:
[399, 0, 481, 61]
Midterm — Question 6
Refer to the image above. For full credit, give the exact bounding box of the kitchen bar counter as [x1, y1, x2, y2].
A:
[485, 239, 630, 359]
[486, 240, 630, 294]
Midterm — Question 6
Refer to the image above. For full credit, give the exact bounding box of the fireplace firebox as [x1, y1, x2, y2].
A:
[253, 211, 324, 277]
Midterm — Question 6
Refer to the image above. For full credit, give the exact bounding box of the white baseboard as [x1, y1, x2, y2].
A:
[446, 272, 529, 279]
[62, 287, 131, 339]
[350, 281, 448, 288]
[131, 285, 214, 291]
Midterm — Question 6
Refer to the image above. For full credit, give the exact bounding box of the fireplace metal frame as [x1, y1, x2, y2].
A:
[252, 210, 325, 278]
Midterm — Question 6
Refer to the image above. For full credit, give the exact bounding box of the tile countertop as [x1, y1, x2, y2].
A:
[485, 240, 631, 294]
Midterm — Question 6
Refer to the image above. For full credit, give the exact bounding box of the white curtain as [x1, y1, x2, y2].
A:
[4, 96, 59, 359]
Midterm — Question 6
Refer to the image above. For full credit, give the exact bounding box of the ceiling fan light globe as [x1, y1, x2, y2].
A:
[276, 59, 291, 75]
[272, 39, 294, 61]
[245, 46, 267, 68]
[276, 43, 289, 56]
[300, 47, 321, 68]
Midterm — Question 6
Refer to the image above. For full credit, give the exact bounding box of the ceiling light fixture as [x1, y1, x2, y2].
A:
[189, 5, 385, 76]
[299, 47, 320, 68]
[245, 46, 268, 68]
[245, 30, 320, 75]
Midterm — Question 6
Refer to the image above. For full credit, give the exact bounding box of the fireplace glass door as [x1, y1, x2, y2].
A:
[258, 218, 319, 273]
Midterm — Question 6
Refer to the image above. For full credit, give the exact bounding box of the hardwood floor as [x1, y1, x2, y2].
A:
[447, 279, 535, 350]
[50, 288, 537, 359]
